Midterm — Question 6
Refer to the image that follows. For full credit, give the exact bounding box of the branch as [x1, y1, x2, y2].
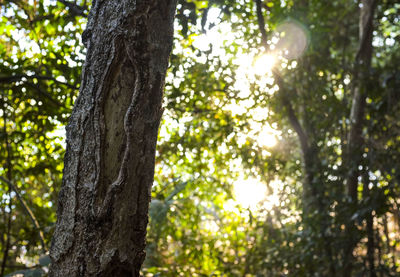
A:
[0, 176, 48, 252]
[57, 0, 87, 17]
[0, 74, 79, 90]
[273, 71, 309, 152]
[255, 0, 268, 47]
[24, 82, 68, 109]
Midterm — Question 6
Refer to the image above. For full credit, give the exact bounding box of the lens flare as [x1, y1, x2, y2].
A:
[275, 20, 309, 59]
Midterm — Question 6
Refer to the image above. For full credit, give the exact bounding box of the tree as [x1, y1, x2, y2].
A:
[2, 0, 400, 276]
[344, 1, 377, 275]
[49, 1, 178, 276]
[254, 0, 377, 275]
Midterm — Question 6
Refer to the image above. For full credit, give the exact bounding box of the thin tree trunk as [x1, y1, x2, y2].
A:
[254, 1, 336, 274]
[383, 214, 397, 271]
[49, 1, 177, 276]
[346, 0, 377, 201]
[0, 99, 13, 277]
[344, 1, 377, 276]
[363, 172, 376, 277]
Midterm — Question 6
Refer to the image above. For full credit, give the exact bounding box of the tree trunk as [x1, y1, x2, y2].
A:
[346, 0, 376, 201]
[343, 0, 377, 276]
[255, 2, 335, 274]
[1, 101, 13, 277]
[49, 1, 177, 276]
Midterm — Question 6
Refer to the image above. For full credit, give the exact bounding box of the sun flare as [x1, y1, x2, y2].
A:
[257, 128, 278, 148]
[253, 54, 276, 76]
[233, 178, 267, 210]
[229, 177, 284, 213]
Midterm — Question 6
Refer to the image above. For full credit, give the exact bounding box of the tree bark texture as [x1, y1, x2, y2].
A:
[49, 1, 177, 276]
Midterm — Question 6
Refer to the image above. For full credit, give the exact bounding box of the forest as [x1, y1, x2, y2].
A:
[1, 0, 400, 276]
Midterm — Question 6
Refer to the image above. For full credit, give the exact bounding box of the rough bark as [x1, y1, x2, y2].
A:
[49, 1, 177, 276]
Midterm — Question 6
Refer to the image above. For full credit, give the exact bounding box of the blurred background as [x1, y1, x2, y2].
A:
[1, 0, 400, 276]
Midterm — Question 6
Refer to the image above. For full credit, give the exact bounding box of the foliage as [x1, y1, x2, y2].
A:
[0, 0, 85, 275]
[1, 0, 400, 276]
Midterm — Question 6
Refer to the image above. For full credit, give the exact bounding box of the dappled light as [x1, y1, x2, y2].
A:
[2, 0, 400, 276]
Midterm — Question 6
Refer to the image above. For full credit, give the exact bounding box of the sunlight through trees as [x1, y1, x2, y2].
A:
[1, 0, 400, 276]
